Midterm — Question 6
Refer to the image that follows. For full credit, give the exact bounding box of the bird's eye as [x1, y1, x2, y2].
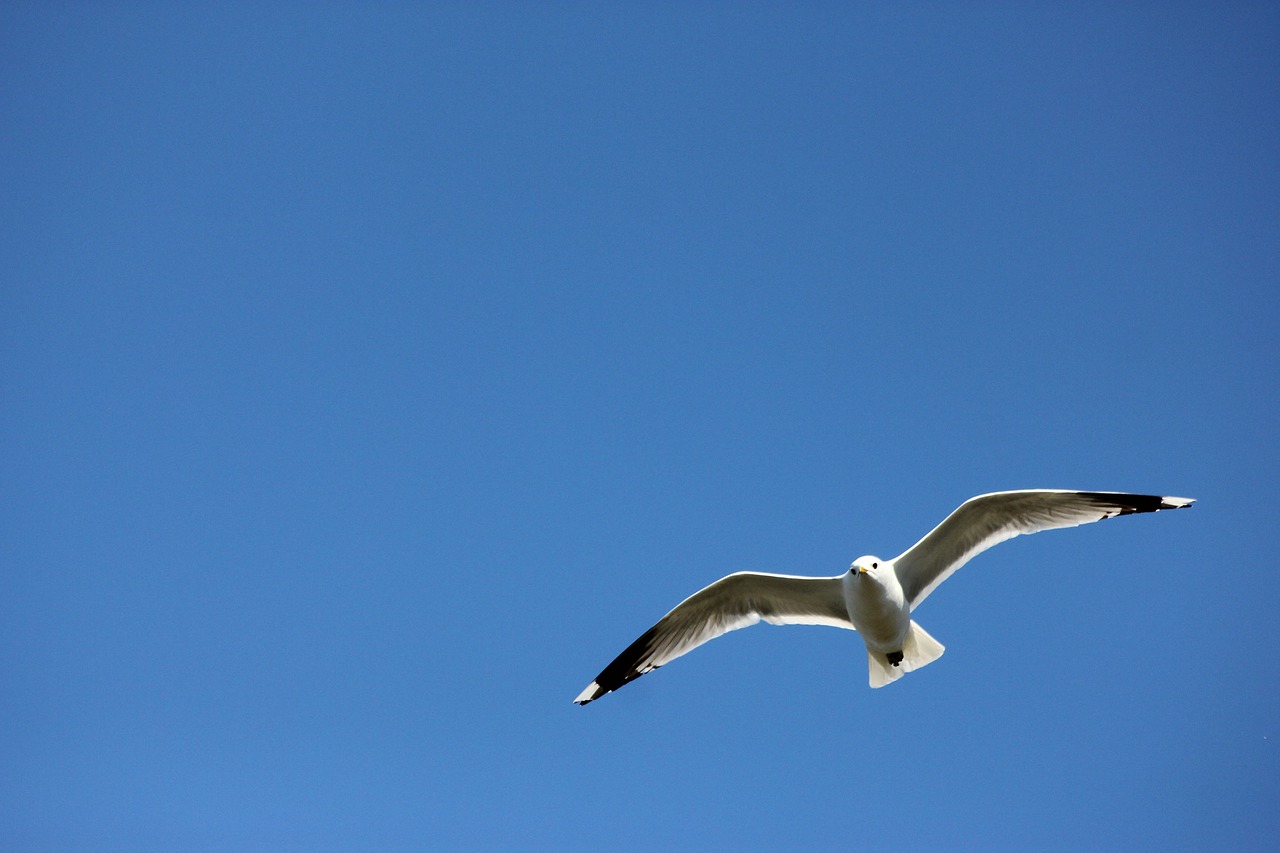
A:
[872, 562, 878, 569]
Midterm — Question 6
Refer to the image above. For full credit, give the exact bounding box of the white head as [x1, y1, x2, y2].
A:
[849, 555, 884, 576]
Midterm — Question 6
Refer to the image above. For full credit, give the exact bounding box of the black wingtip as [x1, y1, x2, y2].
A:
[1081, 492, 1195, 516]
[574, 624, 664, 706]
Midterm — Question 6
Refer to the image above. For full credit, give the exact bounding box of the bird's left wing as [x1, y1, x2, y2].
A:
[893, 490, 1195, 610]
[574, 572, 851, 705]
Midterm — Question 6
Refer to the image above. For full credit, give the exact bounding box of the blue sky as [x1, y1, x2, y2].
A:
[2, 3, 1277, 851]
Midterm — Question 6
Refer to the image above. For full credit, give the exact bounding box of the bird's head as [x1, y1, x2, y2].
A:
[849, 556, 883, 576]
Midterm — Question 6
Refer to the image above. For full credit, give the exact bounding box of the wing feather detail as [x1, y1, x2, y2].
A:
[573, 572, 851, 705]
[893, 490, 1194, 610]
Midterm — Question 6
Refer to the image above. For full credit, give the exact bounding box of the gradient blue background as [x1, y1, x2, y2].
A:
[3, 4, 1277, 851]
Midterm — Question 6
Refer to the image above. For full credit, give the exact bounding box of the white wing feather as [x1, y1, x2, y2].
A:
[893, 490, 1194, 609]
[573, 572, 851, 704]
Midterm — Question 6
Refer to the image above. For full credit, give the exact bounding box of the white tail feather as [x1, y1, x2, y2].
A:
[867, 621, 946, 688]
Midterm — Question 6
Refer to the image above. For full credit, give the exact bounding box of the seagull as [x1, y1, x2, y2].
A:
[573, 490, 1194, 704]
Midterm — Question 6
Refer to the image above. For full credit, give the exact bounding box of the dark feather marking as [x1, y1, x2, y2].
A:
[1079, 492, 1182, 516]
[582, 624, 663, 701]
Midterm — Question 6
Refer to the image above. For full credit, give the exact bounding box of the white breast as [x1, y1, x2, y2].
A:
[843, 568, 911, 653]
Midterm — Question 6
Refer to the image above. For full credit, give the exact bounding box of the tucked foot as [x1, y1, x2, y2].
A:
[887, 650, 904, 667]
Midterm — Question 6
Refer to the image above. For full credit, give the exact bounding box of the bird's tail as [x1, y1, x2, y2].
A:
[867, 621, 946, 688]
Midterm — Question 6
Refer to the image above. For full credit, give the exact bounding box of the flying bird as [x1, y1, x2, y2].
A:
[574, 490, 1194, 705]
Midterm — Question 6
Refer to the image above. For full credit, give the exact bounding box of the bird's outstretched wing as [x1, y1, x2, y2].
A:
[893, 490, 1194, 610]
[574, 572, 851, 705]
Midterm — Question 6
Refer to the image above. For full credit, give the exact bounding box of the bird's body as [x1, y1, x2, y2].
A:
[843, 558, 908, 652]
[574, 490, 1194, 705]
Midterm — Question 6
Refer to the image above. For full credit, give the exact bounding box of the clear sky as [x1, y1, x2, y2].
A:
[3, 3, 1278, 851]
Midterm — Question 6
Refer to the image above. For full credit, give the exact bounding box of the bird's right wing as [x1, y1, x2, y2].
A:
[892, 490, 1194, 610]
[573, 572, 851, 705]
